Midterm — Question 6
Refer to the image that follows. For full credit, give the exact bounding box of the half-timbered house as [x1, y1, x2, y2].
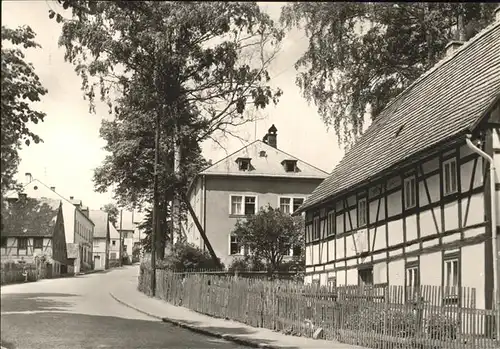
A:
[296, 16, 500, 311]
[1, 196, 68, 276]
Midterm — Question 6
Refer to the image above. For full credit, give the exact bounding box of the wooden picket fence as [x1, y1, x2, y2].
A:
[138, 266, 500, 349]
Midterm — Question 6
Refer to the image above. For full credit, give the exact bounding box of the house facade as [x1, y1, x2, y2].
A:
[7, 176, 95, 274]
[117, 209, 145, 262]
[185, 125, 328, 267]
[108, 221, 121, 262]
[297, 19, 500, 312]
[1, 196, 68, 276]
[89, 210, 110, 270]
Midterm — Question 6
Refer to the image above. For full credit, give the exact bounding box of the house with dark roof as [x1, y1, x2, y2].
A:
[185, 125, 328, 266]
[6, 175, 95, 274]
[1, 196, 68, 276]
[296, 14, 500, 312]
[89, 210, 110, 270]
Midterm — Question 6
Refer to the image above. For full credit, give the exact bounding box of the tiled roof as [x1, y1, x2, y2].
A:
[300, 21, 500, 212]
[89, 210, 109, 239]
[199, 140, 328, 179]
[1, 198, 61, 237]
[5, 178, 95, 226]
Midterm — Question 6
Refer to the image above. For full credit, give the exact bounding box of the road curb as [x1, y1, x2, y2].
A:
[109, 291, 282, 349]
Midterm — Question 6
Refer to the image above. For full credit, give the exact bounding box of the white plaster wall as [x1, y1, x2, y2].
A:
[346, 268, 358, 286]
[373, 261, 388, 284]
[420, 251, 442, 286]
[388, 259, 405, 286]
[462, 243, 486, 310]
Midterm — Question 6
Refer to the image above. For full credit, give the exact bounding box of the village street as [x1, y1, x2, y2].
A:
[0, 267, 247, 349]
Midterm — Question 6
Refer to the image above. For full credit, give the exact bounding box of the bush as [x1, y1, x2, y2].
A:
[343, 304, 418, 337]
[427, 313, 458, 340]
[227, 255, 265, 272]
[161, 242, 224, 271]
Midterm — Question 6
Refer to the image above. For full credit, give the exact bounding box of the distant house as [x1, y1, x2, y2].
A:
[185, 125, 328, 266]
[108, 221, 121, 263]
[296, 18, 500, 311]
[117, 209, 144, 263]
[89, 210, 110, 270]
[1, 196, 68, 276]
[6, 175, 95, 274]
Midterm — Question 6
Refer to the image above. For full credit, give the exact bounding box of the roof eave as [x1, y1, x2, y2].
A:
[299, 130, 471, 213]
[468, 94, 500, 133]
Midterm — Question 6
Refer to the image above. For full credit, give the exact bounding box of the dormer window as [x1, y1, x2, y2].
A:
[236, 157, 252, 171]
[282, 159, 298, 173]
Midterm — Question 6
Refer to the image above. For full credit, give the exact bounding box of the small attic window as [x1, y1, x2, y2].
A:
[282, 159, 298, 173]
[236, 157, 252, 171]
[259, 150, 267, 157]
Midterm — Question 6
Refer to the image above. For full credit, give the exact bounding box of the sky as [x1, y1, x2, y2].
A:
[2, 1, 352, 211]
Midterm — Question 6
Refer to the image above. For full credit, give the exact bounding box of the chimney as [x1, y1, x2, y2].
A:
[50, 186, 56, 191]
[445, 41, 463, 58]
[70, 196, 74, 200]
[263, 124, 278, 149]
[25, 172, 32, 184]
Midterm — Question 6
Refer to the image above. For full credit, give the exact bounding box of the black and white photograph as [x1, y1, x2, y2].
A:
[1, 2, 500, 349]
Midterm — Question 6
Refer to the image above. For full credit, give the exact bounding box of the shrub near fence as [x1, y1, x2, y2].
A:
[1, 264, 40, 285]
[138, 266, 500, 349]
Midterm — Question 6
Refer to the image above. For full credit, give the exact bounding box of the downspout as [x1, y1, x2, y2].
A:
[465, 134, 498, 311]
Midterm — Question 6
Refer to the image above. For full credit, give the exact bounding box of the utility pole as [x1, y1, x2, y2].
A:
[151, 37, 161, 297]
[119, 209, 123, 267]
[172, 120, 181, 246]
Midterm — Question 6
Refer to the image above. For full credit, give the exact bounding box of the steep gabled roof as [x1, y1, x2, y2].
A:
[300, 20, 500, 212]
[1, 198, 62, 238]
[89, 210, 109, 239]
[200, 140, 328, 179]
[6, 178, 95, 226]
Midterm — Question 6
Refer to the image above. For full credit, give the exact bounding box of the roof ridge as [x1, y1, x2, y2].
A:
[200, 139, 260, 174]
[379, 20, 500, 119]
[20, 178, 96, 226]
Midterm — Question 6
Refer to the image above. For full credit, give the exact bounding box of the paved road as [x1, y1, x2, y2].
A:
[0, 267, 248, 349]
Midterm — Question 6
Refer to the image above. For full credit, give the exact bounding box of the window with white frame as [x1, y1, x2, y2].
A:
[327, 210, 335, 236]
[229, 235, 245, 255]
[279, 197, 304, 214]
[406, 265, 419, 288]
[405, 262, 420, 301]
[443, 256, 460, 305]
[280, 197, 291, 213]
[230, 195, 257, 215]
[358, 198, 367, 227]
[244, 196, 256, 215]
[444, 258, 459, 290]
[443, 158, 458, 195]
[404, 176, 417, 209]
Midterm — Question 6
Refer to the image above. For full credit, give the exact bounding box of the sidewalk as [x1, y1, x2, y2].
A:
[109, 272, 366, 349]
